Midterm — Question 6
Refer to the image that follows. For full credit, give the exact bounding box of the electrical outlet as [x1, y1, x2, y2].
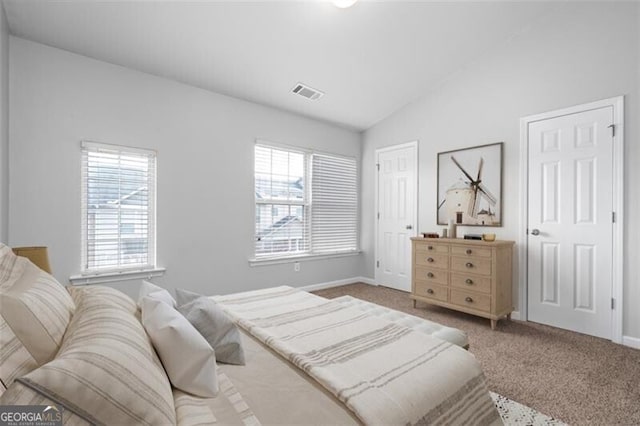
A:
[294, 262, 300, 272]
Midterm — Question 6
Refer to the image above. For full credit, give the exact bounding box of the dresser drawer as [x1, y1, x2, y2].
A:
[415, 253, 449, 269]
[414, 282, 448, 302]
[450, 273, 491, 294]
[415, 242, 449, 254]
[450, 289, 491, 313]
[451, 245, 492, 258]
[415, 266, 449, 285]
[450, 256, 492, 276]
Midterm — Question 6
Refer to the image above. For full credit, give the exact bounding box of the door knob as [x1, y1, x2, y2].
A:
[406, 225, 413, 230]
[531, 229, 540, 236]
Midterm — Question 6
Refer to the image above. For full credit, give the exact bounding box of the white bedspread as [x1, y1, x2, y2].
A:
[214, 286, 502, 426]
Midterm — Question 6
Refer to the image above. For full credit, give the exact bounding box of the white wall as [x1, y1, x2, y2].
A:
[0, 4, 8, 242]
[362, 3, 640, 339]
[9, 37, 364, 300]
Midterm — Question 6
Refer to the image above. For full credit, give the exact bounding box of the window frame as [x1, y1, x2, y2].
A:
[76, 140, 160, 280]
[251, 140, 359, 265]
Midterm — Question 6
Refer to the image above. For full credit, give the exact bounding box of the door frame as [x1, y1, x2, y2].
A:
[518, 96, 624, 343]
[374, 141, 419, 287]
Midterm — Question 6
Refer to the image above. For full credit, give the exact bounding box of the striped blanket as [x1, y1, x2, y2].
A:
[214, 286, 502, 426]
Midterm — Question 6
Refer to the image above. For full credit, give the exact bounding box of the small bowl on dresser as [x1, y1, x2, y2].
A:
[482, 233, 496, 242]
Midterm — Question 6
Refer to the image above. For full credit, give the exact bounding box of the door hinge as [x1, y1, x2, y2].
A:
[377, 212, 380, 220]
[376, 260, 380, 268]
[611, 298, 615, 310]
[608, 124, 616, 137]
[612, 212, 616, 223]
[376, 163, 380, 171]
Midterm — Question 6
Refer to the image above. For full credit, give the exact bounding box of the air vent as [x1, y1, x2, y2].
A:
[291, 83, 324, 101]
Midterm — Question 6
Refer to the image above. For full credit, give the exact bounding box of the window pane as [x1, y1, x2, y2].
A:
[82, 142, 156, 272]
[255, 146, 304, 202]
[255, 204, 307, 256]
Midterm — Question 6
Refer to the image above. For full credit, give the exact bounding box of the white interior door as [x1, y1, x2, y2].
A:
[375, 143, 417, 292]
[527, 106, 614, 339]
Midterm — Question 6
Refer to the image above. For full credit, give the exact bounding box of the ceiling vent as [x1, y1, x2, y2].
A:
[291, 83, 324, 101]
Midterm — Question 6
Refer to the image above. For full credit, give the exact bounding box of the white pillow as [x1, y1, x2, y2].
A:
[138, 280, 176, 307]
[140, 297, 218, 397]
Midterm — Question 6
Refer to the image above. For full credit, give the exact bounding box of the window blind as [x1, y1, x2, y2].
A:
[311, 154, 358, 254]
[81, 141, 157, 273]
[254, 143, 358, 260]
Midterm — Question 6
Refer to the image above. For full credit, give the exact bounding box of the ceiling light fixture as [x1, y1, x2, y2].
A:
[332, 0, 358, 9]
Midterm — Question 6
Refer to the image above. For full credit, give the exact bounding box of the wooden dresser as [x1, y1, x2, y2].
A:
[410, 237, 515, 329]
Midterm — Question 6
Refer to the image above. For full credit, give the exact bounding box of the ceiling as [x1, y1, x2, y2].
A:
[2, 0, 559, 131]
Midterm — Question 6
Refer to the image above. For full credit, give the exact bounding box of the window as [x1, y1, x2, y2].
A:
[81, 141, 157, 274]
[254, 143, 357, 260]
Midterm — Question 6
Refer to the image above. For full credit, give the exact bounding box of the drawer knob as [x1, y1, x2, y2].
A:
[466, 249, 472, 255]
[427, 272, 434, 278]
[427, 289, 434, 294]
[465, 296, 473, 303]
[427, 245, 433, 250]
[427, 257, 434, 263]
[465, 278, 473, 285]
[465, 262, 473, 268]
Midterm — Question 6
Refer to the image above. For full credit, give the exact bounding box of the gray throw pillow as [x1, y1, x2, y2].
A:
[176, 289, 246, 366]
[175, 288, 201, 306]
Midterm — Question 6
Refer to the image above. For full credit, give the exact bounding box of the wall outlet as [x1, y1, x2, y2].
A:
[294, 262, 300, 272]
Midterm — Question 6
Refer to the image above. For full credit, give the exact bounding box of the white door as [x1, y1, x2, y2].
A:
[527, 106, 614, 339]
[375, 143, 418, 292]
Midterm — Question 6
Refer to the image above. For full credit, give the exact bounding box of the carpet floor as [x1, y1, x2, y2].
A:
[313, 283, 640, 426]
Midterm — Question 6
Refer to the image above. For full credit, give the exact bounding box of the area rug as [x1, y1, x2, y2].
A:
[492, 392, 567, 425]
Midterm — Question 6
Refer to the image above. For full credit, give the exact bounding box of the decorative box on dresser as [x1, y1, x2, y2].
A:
[410, 237, 515, 329]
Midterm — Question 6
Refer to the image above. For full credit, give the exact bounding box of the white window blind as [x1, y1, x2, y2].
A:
[311, 154, 358, 254]
[81, 141, 157, 274]
[254, 143, 357, 260]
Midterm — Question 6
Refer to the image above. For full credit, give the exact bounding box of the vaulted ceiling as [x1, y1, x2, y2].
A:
[3, 1, 558, 131]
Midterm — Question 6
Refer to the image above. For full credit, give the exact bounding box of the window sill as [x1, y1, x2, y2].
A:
[69, 267, 166, 285]
[249, 251, 361, 267]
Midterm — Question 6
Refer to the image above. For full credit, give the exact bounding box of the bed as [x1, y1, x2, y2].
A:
[0, 244, 501, 425]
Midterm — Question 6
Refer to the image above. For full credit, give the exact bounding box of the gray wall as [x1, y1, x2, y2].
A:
[8, 37, 364, 300]
[361, 3, 640, 339]
[0, 4, 8, 243]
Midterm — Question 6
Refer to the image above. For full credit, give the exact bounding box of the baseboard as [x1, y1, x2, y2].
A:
[300, 276, 376, 292]
[358, 276, 376, 286]
[506, 314, 638, 349]
[622, 335, 640, 350]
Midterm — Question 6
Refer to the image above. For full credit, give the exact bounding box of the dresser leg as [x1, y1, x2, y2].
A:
[490, 319, 497, 330]
[413, 299, 417, 308]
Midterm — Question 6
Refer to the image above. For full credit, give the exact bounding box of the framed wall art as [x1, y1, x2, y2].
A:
[437, 142, 503, 226]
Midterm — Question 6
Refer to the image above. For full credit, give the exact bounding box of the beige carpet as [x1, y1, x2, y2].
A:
[313, 283, 640, 426]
